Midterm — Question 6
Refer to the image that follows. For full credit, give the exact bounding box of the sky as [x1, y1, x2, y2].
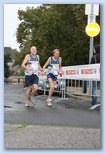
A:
[4, 4, 42, 51]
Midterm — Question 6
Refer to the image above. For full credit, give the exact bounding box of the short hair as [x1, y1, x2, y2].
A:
[52, 48, 60, 56]
[30, 46, 37, 52]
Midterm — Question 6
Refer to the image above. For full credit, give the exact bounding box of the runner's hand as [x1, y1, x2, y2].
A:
[40, 68, 44, 72]
[42, 68, 46, 72]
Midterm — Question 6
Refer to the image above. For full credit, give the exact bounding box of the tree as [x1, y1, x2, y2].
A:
[16, 4, 100, 66]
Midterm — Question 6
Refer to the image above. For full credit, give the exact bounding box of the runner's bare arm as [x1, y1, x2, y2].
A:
[39, 64, 43, 71]
[21, 54, 30, 69]
[43, 58, 51, 69]
[59, 57, 62, 69]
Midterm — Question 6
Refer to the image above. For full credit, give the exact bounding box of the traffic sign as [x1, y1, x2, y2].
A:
[85, 4, 99, 16]
[85, 22, 100, 37]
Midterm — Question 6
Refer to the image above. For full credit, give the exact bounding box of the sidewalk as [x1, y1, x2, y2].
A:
[4, 124, 101, 149]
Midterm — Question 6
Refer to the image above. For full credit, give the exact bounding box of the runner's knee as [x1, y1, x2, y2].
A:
[49, 83, 55, 89]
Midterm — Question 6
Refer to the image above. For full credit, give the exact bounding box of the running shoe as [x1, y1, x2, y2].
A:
[89, 104, 100, 110]
[25, 101, 30, 107]
[25, 100, 34, 107]
[46, 98, 53, 107]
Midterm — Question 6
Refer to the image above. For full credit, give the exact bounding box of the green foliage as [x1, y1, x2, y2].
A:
[19, 68, 24, 76]
[16, 4, 100, 66]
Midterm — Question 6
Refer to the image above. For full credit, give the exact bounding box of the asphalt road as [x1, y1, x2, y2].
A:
[4, 84, 101, 128]
[5, 124, 100, 149]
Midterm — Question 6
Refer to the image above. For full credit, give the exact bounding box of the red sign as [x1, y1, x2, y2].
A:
[81, 69, 96, 74]
[66, 69, 77, 75]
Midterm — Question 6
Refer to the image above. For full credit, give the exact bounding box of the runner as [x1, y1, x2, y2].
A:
[22, 46, 42, 107]
[43, 49, 62, 106]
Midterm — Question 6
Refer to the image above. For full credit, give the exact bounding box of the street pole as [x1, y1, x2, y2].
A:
[85, 4, 100, 106]
[88, 4, 94, 95]
[89, 37, 94, 64]
[84, 4, 99, 93]
[88, 37, 94, 95]
[86, 4, 99, 63]
[88, 4, 95, 64]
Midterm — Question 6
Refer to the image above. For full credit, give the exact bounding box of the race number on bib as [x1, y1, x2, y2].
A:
[52, 64, 59, 76]
[25, 61, 39, 75]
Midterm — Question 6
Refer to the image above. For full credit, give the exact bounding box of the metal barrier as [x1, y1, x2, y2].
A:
[65, 79, 100, 98]
[40, 78, 66, 98]
[38, 64, 100, 102]
[41, 78, 100, 101]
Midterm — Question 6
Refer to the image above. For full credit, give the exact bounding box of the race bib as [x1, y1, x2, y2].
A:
[52, 64, 59, 76]
[25, 61, 39, 75]
[31, 61, 39, 74]
[25, 64, 33, 75]
[31, 62, 39, 71]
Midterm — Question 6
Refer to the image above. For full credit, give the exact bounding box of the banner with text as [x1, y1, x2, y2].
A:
[38, 64, 100, 81]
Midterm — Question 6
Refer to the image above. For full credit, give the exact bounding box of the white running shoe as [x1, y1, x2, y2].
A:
[46, 98, 53, 107]
[29, 101, 34, 107]
[89, 104, 100, 110]
[25, 101, 30, 107]
[25, 101, 34, 107]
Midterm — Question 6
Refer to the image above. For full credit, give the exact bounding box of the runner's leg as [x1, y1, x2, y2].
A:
[47, 78, 56, 106]
[25, 86, 33, 106]
[31, 84, 38, 96]
[48, 78, 56, 98]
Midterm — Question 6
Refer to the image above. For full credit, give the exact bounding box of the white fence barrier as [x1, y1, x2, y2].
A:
[38, 64, 100, 81]
[38, 64, 100, 100]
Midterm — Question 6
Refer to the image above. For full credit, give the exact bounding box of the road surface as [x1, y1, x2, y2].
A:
[4, 83, 101, 149]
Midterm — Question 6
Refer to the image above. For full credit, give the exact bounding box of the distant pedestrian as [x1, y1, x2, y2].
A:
[17, 78, 20, 84]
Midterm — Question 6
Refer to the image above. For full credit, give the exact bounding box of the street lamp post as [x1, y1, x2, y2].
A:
[83, 4, 99, 94]
[85, 4, 99, 64]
